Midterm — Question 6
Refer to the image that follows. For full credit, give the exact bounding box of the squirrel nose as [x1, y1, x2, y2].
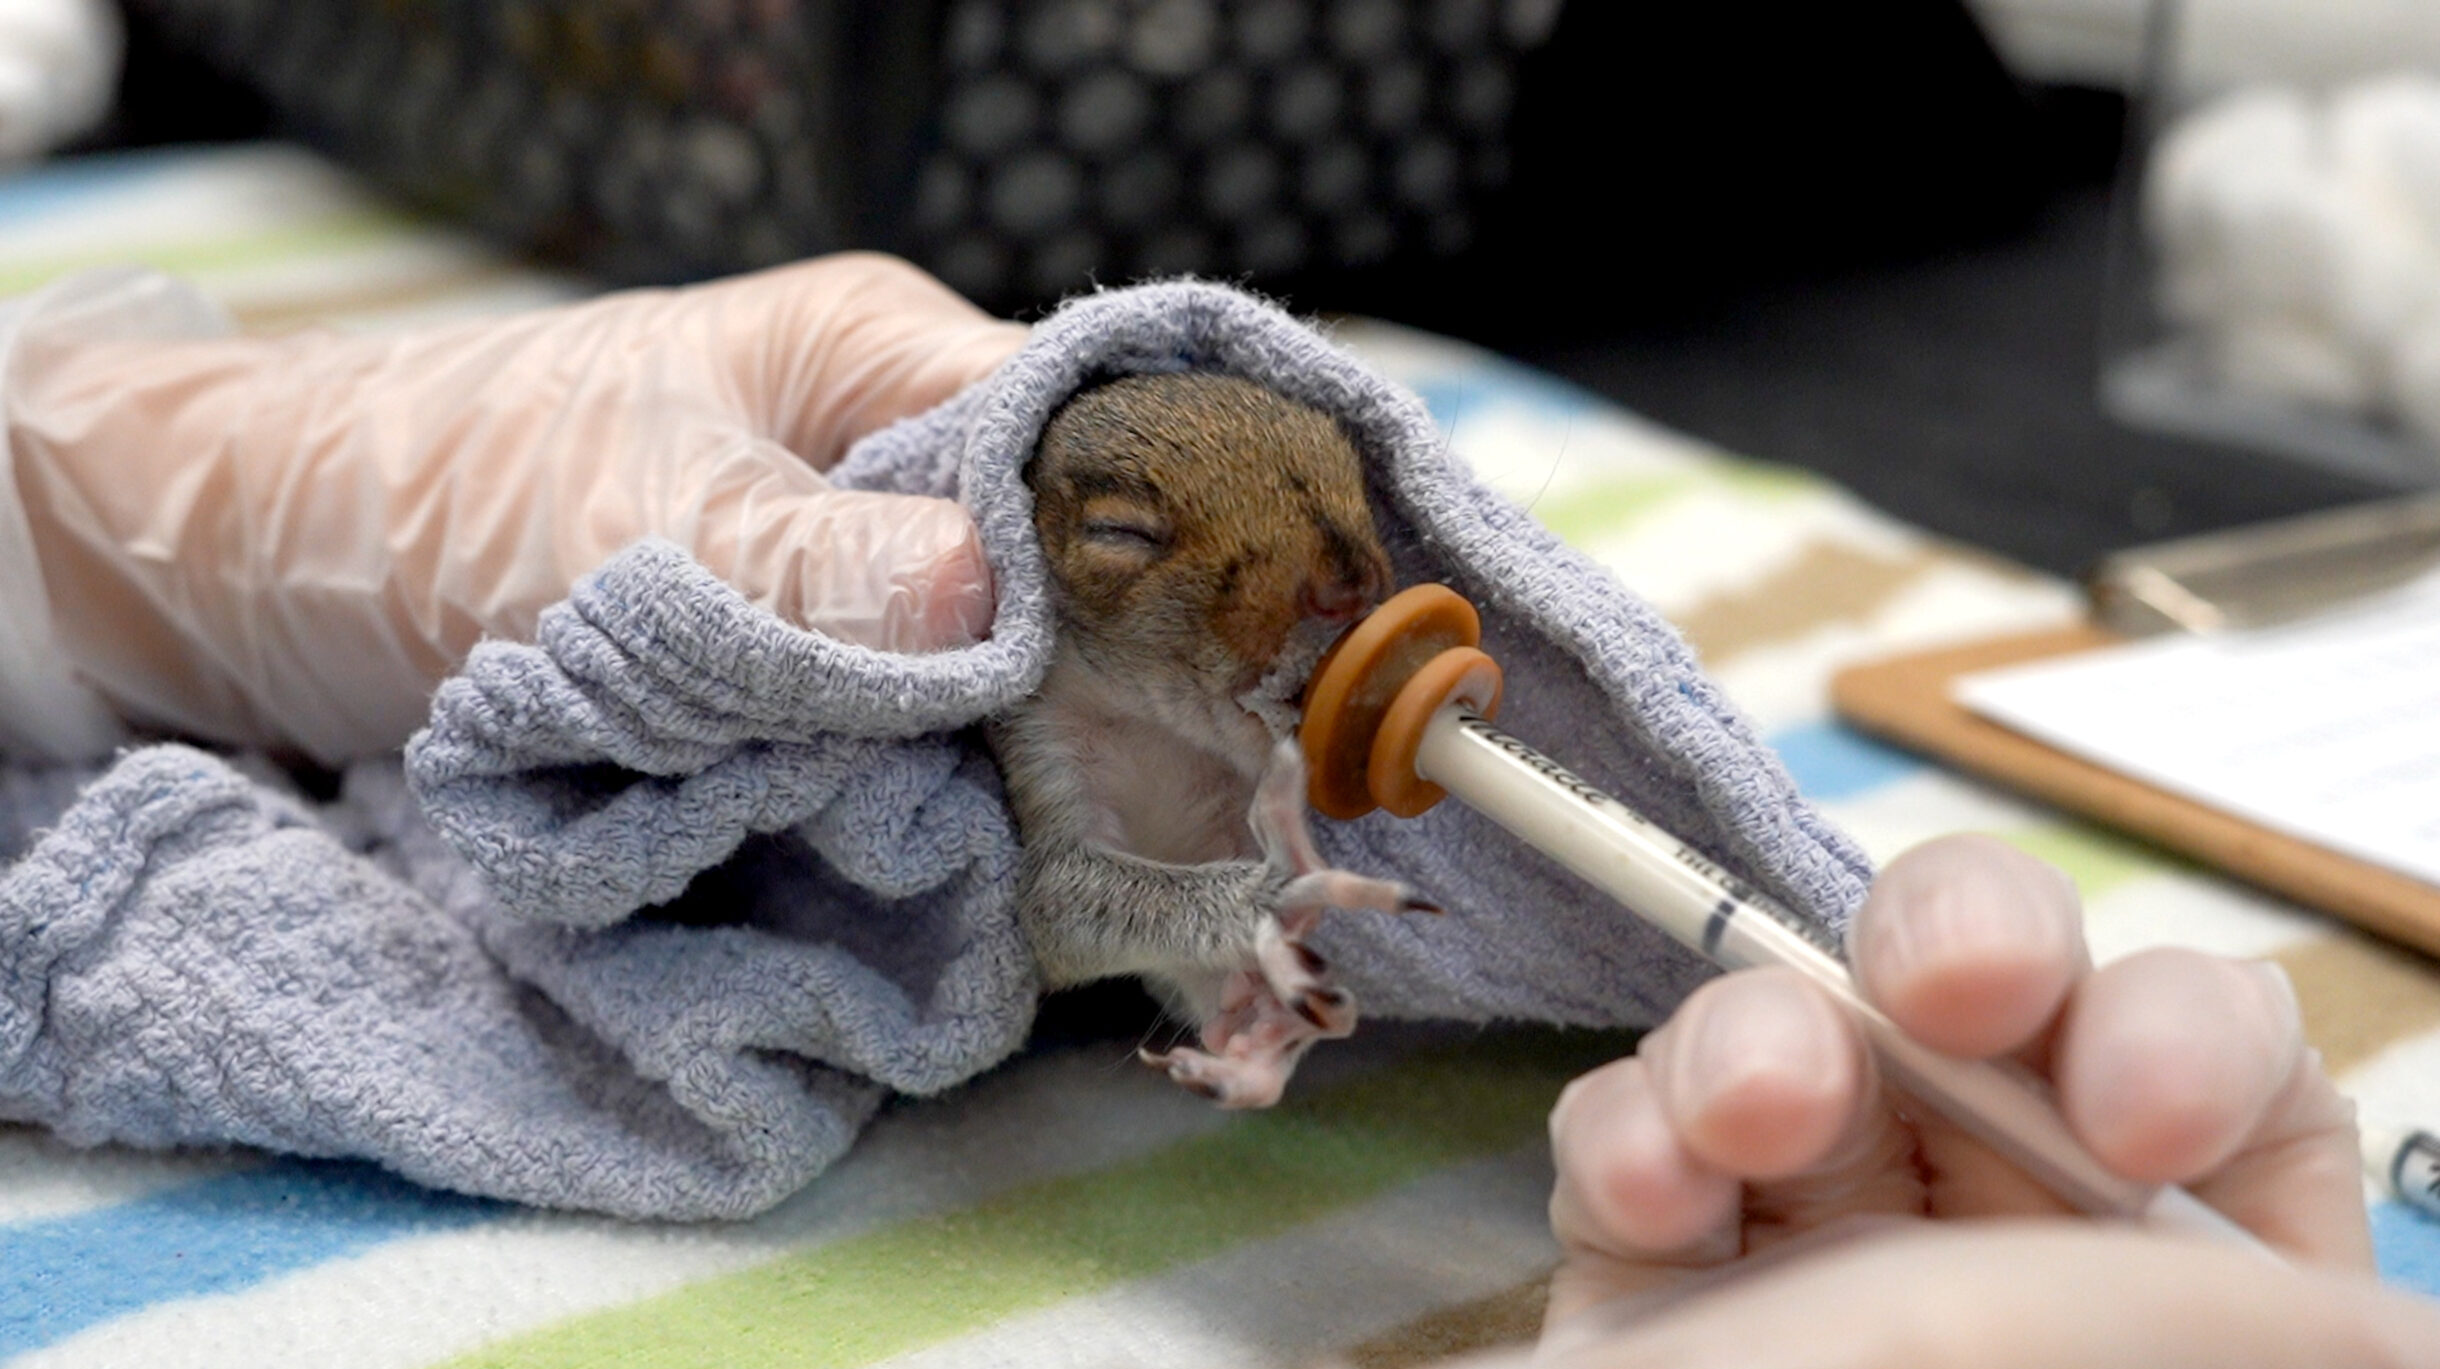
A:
[1301, 562, 1386, 623]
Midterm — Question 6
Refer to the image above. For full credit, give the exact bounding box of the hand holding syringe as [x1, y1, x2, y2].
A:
[1298, 586, 2277, 1254]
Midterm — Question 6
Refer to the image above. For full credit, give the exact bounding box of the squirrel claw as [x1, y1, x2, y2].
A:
[1148, 920, 1353, 1110]
[1138, 1048, 1227, 1102]
[1140, 1032, 1289, 1109]
[1151, 739, 1421, 1110]
[1254, 916, 1356, 1038]
[1292, 985, 1353, 1031]
[1253, 743, 1444, 919]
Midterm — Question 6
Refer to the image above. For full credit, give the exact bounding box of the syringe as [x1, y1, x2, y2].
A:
[1298, 585, 2274, 1254]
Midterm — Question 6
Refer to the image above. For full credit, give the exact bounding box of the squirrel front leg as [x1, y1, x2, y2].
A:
[989, 711, 1295, 986]
[1013, 839, 1290, 988]
[1006, 742, 1443, 1107]
[1016, 826, 1368, 1109]
[994, 730, 1431, 990]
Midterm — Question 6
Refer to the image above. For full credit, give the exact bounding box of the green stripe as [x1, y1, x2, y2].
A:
[1532, 473, 1699, 546]
[1533, 462, 1823, 549]
[1997, 821, 2188, 901]
[1709, 459, 1824, 502]
[0, 210, 416, 296]
[449, 1031, 1623, 1369]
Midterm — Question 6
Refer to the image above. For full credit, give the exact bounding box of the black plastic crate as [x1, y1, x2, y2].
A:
[129, 0, 1557, 312]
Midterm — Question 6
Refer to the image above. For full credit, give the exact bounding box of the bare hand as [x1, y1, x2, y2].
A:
[1535, 833, 2439, 1368]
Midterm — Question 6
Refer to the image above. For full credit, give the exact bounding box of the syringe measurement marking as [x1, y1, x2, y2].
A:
[1702, 898, 1737, 958]
[1447, 713, 1843, 958]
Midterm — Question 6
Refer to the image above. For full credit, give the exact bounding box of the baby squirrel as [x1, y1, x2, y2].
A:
[990, 370, 1436, 1107]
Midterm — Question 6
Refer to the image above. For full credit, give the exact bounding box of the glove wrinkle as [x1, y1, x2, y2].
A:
[2, 262, 1017, 762]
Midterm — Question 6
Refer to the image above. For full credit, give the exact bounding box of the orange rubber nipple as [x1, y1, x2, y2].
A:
[1299, 584, 1504, 820]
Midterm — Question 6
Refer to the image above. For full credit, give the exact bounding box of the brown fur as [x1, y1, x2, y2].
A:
[989, 370, 1394, 991]
[1028, 371, 1390, 701]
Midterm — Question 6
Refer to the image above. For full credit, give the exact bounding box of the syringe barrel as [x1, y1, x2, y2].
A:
[1413, 706, 2176, 1225]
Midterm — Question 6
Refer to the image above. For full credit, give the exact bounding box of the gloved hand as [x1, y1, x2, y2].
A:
[1533, 834, 2439, 1369]
[8, 253, 1027, 763]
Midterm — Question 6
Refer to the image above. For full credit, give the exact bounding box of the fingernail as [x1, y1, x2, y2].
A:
[899, 520, 995, 651]
[1868, 883, 1978, 988]
[1866, 844, 2073, 987]
[936, 572, 994, 648]
[1679, 979, 1835, 1112]
[2249, 960, 2302, 1040]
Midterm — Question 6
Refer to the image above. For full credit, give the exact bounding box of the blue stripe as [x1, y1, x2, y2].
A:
[2374, 1199, 2440, 1299]
[0, 1160, 498, 1356]
[1767, 721, 1924, 802]
[0, 148, 203, 230]
[1410, 364, 1602, 433]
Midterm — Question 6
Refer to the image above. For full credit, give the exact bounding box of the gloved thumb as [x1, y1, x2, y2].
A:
[684, 479, 995, 654]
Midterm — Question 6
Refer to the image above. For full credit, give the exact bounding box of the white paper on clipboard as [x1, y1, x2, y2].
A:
[1953, 571, 2440, 890]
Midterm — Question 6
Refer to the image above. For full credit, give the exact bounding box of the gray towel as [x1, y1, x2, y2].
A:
[0, 282, 1871, 1220]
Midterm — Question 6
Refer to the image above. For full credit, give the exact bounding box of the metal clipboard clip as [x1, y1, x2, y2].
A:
[2086, 493, 2440, 637]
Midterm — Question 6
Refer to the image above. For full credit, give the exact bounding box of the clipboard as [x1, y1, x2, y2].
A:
[1830, 624, 2440, 959]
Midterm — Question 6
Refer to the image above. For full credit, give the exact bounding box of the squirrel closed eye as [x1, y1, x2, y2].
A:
[986, 369, 1429, 1109]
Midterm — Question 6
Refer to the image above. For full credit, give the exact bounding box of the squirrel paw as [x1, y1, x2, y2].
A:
[1139, 741, 1438, 1109]
[1138, 964, 1338, 1109]
[1250, 739, 1443, 929]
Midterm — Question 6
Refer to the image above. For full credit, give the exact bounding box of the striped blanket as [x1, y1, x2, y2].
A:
[4, 145, 2436, 1367]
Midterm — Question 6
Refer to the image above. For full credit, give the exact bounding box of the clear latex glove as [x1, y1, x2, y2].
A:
[8, 254, 1027, 764]
[1527, 833, 2439, 1369]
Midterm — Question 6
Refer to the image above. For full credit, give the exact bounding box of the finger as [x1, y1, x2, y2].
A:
[1643, 969, 1929, 1256]
[2188, 1033, 2373, 1269]
[1644, 968, 1873, 1182]
[1546, 1055, 1742, 1310]
[1546, 973, 1927, 1325]
[2057, 950, 2300, 1184]
[741, 489, 993, 651]
[1850, 834, 2087, 1061]
[708, 253, 1030, 467]
[1550, 1221, 2440, 1369]
[2056, 952, 2372, 1268]
[670, 438, 994, 650]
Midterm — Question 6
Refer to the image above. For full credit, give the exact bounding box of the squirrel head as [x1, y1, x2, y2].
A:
[1027, 370, 1391, 715]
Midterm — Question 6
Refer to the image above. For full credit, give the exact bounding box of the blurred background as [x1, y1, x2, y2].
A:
[18, 0, 2440, 576]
